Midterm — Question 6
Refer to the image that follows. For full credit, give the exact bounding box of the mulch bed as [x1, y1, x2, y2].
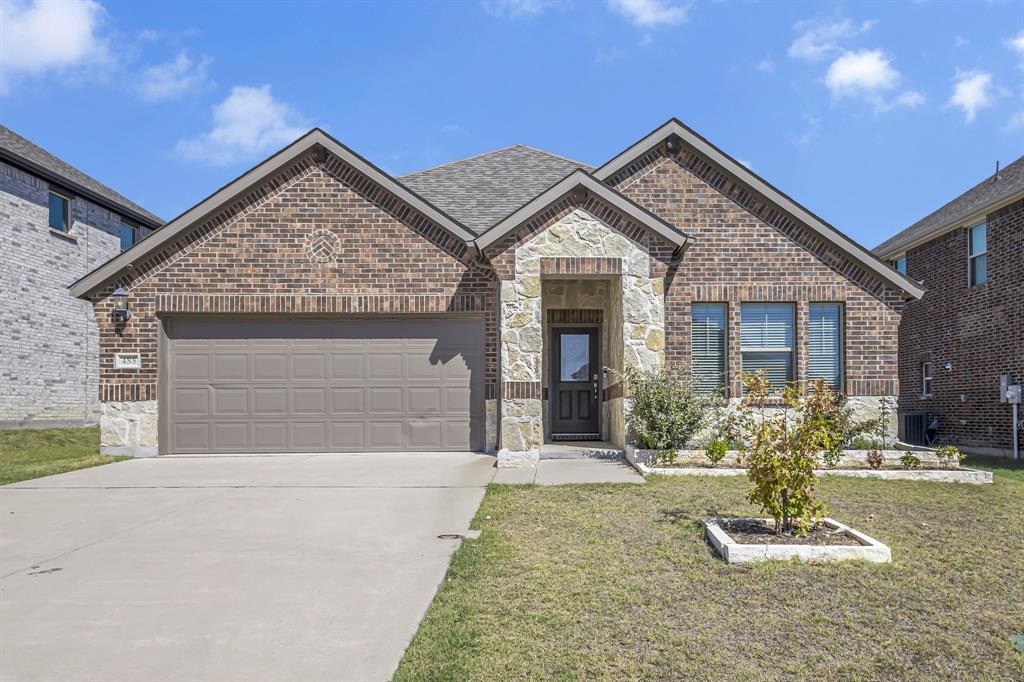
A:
[718, 519, 861, 546]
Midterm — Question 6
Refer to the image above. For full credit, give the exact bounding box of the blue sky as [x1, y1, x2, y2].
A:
[1, 0, 1021, 248]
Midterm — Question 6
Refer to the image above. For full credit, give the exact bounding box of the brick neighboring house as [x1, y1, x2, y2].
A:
[69, 119, 922, 462]
[875, 157, 1023, 457]
[0, 126, 162, 426]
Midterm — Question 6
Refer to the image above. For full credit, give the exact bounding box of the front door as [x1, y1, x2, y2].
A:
[550, 327, 600, 438]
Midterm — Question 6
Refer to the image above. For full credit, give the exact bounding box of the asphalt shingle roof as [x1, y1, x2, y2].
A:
[0, 125, 163, 226]
[874, 155, 1024, 257]
[400, 145, 592, 235]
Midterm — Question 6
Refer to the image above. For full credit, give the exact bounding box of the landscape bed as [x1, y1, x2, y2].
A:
[701, 517, 892, 563]
[625, 446, 993, 484]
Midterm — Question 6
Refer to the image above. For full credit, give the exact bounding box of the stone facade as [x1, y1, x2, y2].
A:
[100, 400, 158, 456]
[0, 160, 154, 426]
[492, 208, 666, 466]
[893, 197, 1023, 455]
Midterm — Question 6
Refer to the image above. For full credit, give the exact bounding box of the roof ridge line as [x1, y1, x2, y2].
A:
[399, 145, 525, 178]
[512, 143, 592, 169]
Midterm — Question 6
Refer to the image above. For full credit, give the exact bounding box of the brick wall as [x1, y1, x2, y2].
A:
[0, 160, 152, 424]
[897, 197, 1023, 453]
[609, 144, 905, 398]
[92, 151, 498, 402]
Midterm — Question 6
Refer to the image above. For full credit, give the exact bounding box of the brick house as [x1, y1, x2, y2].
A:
[69, 119, 922, 463]
[874, 156, 1023, 457]
[0, 126, 162, 427]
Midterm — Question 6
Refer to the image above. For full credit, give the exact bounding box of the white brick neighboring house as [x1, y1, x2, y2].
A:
[0, 126, 162, 427]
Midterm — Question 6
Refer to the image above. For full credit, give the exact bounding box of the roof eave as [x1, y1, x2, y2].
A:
[594, 118, 924, 300]
[473, 170, 691, 252]
[0, 147, 163, 229]
[69, 129, 477, 299]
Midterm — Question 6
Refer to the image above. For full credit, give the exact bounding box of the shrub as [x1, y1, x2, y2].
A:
[935, 445, 964, 469]
[900, 452, 922, 470]
[866, 450, 884, 469]
[849, 436, 880, 450]
[705, 438, 729, 467]
[738, 371, 831, 535]
[621, 365, 714, 450]
[656, 448, 678, 466]
[804, 378, 861, 467]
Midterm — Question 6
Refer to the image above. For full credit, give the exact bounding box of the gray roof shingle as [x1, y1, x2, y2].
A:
[0, 124, 163, 226]
[400, 145, 591, 235]
[874, 155, 1024, 257]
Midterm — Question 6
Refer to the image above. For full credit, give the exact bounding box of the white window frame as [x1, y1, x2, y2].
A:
[48, 190, 71, 233]
[921, 361, 933, 398]
[808, 302, 843, 389]
[968, 222, 987, 287]
[740, 303, 795, 390]
[691, 302, 728, 395]
[120, 219, 138, 251]
[893, 255, 906, 275]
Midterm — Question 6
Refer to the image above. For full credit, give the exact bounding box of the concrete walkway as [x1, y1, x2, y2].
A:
[0, 453, 495, 682]
[493, 458, 645, 485]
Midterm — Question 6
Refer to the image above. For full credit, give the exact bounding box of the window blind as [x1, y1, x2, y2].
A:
[691, 304, 726, 393]
[808, 303, 841, 388]
[741, 304, 793, 388]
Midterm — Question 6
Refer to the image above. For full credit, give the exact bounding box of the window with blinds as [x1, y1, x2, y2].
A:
[740, 303, 793, 389]
[691, 303, 726, 393]
[808, 303, 842, 388]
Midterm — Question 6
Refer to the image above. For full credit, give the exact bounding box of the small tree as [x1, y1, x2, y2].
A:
[621, 365, 714, 450]
[740, 372, 837, 535]
[935, 445, 964, 469]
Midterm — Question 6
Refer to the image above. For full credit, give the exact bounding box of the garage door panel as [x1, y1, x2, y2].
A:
[293, 422, 327, 449]
[173, 423, 211, 450]
[253, 355, 288, 381]
[368, 422, 403, 449]
[367, 353, 403, 380]
[407, 387, 442, 414]
[213, 422, 248, 450]
[213, 354, 248, 381]
[331, 354, 364, 380]
[253, 388, 288, 414]
[329, 388, 364, 414]
[164, 317, 484, 454]
[330, 422, 365, 449]
[292, 388, 327, 414]
[254, 422, 288, 450]
[213, 387, 248, 415]
[292, 354, 326, 380]
[173, 388, 210, 416]
[174, 355, 210, 381]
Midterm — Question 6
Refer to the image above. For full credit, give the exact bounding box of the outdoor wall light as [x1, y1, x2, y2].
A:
[944, 362, 953, 371]
[572, 187, 587, 203]
[111, 286, 132, 323]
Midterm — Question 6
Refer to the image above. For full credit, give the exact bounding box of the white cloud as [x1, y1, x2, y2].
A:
[0, 0, 111, 92]
[788, 17, 875, 61]
[946, 69, 1000, 123]
[1003, 110, 1024, 134]
[1007, 29, 1024, 69]
[755, 58, 775, 73]
[737, 159, 753, 170]
[954, 35, 969, 48]
[824, 49, 921, 113]
[137, 51, 212, 102]
[608, 0, 689, 28]
[441, 123, 467, 134]
[789, 113, 821, 147]
[175, 85, 308, 165]
[480, 0, 570, 18]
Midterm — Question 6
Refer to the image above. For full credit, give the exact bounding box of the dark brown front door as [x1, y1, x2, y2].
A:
[550, 327, 599, 438]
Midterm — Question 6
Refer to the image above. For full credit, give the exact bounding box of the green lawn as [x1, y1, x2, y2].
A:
[0, 427, 129, 485]
[396, 457, 1024, 681]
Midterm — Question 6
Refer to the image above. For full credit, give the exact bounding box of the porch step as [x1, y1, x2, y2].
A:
[540, 441, 626, 461]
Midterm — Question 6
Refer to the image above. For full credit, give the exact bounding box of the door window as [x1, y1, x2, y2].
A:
[560, 334, 590, 382]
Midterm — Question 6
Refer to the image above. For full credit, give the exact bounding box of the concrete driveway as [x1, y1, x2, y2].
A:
[0, 453, 496, 682]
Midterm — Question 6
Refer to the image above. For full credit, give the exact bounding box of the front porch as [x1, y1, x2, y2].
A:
[496, 208, 668, 467]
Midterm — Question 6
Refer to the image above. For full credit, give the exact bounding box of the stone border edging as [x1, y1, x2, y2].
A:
[624, 446, 992, 484]
[701, 517, 892, 563]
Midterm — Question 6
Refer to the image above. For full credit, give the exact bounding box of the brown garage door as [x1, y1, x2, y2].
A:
[162, 317, 485, 454]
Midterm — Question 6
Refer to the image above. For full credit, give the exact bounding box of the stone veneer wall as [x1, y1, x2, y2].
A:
[0, 160, 153, 425]
[497, 209, 665, 465]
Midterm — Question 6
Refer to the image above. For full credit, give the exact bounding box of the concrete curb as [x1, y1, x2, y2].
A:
[702, 517, 892, 563]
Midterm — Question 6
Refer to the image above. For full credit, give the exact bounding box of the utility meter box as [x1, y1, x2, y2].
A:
[1007, 385, 1022, 405]
[1001, 374, 1012, 402]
